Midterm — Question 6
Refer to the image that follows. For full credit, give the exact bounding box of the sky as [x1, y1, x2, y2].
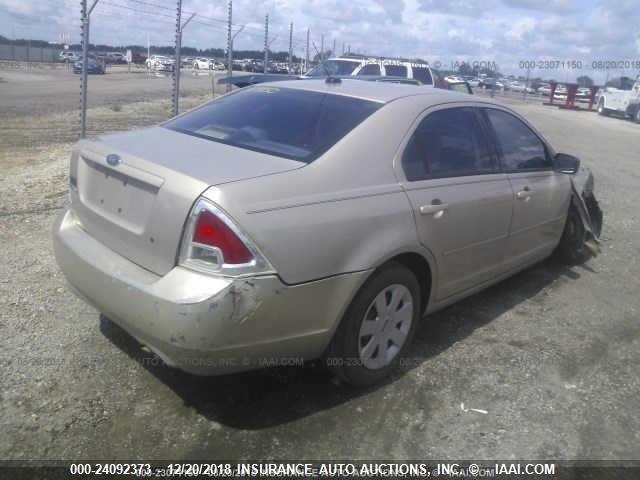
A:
[1, 0, 639, 81]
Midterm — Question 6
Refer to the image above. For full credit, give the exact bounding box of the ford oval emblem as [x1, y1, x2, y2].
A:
[106, 154, 121, 166]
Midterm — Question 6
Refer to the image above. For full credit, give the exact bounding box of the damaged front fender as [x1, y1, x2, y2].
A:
[569, 165, 603, 254]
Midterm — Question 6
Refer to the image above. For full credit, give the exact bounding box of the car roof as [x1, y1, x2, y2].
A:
[254, 78, 493, 105]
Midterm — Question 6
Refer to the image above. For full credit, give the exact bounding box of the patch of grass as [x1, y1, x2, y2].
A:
[110, 104, 122, 112]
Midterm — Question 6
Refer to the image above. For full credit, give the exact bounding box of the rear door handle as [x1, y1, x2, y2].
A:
[420, 202, 448, 216]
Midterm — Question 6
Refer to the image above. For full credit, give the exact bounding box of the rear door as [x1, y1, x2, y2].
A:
[399, 106, 514, 300]
[482, 107, 571, 267]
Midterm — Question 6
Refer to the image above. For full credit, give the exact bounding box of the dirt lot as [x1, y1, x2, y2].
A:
[1, 68, 639, 461]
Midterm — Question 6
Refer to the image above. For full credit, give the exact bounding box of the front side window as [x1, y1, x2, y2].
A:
[483, 109, 551, 171]
[164, 87, 381, 163]
[402, 107, 495, 181]
[358, 63, 381, 75]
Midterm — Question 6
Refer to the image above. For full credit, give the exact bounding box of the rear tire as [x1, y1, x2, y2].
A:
[597, 98, 608, 116]
[327, 262, 421, 387]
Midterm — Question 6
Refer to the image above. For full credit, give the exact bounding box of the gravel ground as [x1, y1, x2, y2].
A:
[1, 72, 639, 461]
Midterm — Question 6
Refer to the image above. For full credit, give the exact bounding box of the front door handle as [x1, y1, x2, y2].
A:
[516, 187, 532, 200]
[420, 201, 448, 217]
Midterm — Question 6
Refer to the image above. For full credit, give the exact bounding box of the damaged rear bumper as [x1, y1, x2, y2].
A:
[53, 209, 367, 374]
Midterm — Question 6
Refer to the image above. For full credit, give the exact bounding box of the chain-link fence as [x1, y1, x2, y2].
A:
[0, 43, 59, 62]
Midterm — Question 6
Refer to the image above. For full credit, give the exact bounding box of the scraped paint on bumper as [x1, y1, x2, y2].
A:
[53, 209, 368, 374]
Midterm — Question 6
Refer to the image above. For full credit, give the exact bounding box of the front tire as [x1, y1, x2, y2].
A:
[327, 262, 421, 387]
[556, 200, 602, 265]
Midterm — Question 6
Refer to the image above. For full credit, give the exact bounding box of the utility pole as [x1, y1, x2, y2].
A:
[320, 34, 324, 63]
[305, 28, 309, 73]
[79, 0, 100, 139]
[332, 38, 336, 58]
[288, 22, 293, 73]
[172, 0, 195, 117]
[172, 0, 182, 118]
[341, 42, 344, 56]
[263, 14, 269, 73]
[226, 0, 232, 92]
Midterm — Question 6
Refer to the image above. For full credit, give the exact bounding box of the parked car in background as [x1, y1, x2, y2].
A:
[131, 52, 147, 64]
[94, 52, 109, 64]
[240, 59, 264, 72]
[59, 51, 81, 63]
[537, 83, 552, 96]
[480, 77, 502, 90]
[106, 52, 126, 64]
[211, 60, 226, 71]
[597, 77, 640, 122]
[53, 79, 601, 386]
[73, 57, 105, 74]
[576, 87, 592, 101]
[193, 57, 212, 70]
[553, 84, 568, 100]
[510, 81, 535, 94]
[146, 55, 175, 72]
[268, 62, 289, 74]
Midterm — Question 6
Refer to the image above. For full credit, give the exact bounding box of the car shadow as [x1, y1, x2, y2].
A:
[99, 257, 587, 430]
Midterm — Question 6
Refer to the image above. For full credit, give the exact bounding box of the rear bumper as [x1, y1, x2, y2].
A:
[53, 209, 367, 374]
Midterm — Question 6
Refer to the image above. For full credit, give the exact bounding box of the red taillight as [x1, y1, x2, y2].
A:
[193, 210, 253, 264]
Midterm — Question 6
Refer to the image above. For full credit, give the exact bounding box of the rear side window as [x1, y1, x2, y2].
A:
[358, 63, 381, 75]
[412, 67, 433, 85]
[385, 64, 408, 77]
[402, 107, 496, 181]
[306, 60, 361, 76]
[483, 109, 551, 171]
[164, 87, 381, 163]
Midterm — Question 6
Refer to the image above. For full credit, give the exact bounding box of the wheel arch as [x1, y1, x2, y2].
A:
[385, 252, 433, 316]
[322, 248, 436, 363]
[625, 102, 640, 120]
[345, 248, 436, 324]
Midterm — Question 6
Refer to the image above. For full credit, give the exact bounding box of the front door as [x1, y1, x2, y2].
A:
[482, 107, 571, 267]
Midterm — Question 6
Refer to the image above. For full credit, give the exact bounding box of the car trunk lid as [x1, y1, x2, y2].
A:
[69, 127, 303, 276]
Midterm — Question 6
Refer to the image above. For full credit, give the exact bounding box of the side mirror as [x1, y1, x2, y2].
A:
[554, 153, 580, 174]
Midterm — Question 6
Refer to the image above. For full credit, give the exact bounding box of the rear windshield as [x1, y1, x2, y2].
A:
[164, 86, 382, 162]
